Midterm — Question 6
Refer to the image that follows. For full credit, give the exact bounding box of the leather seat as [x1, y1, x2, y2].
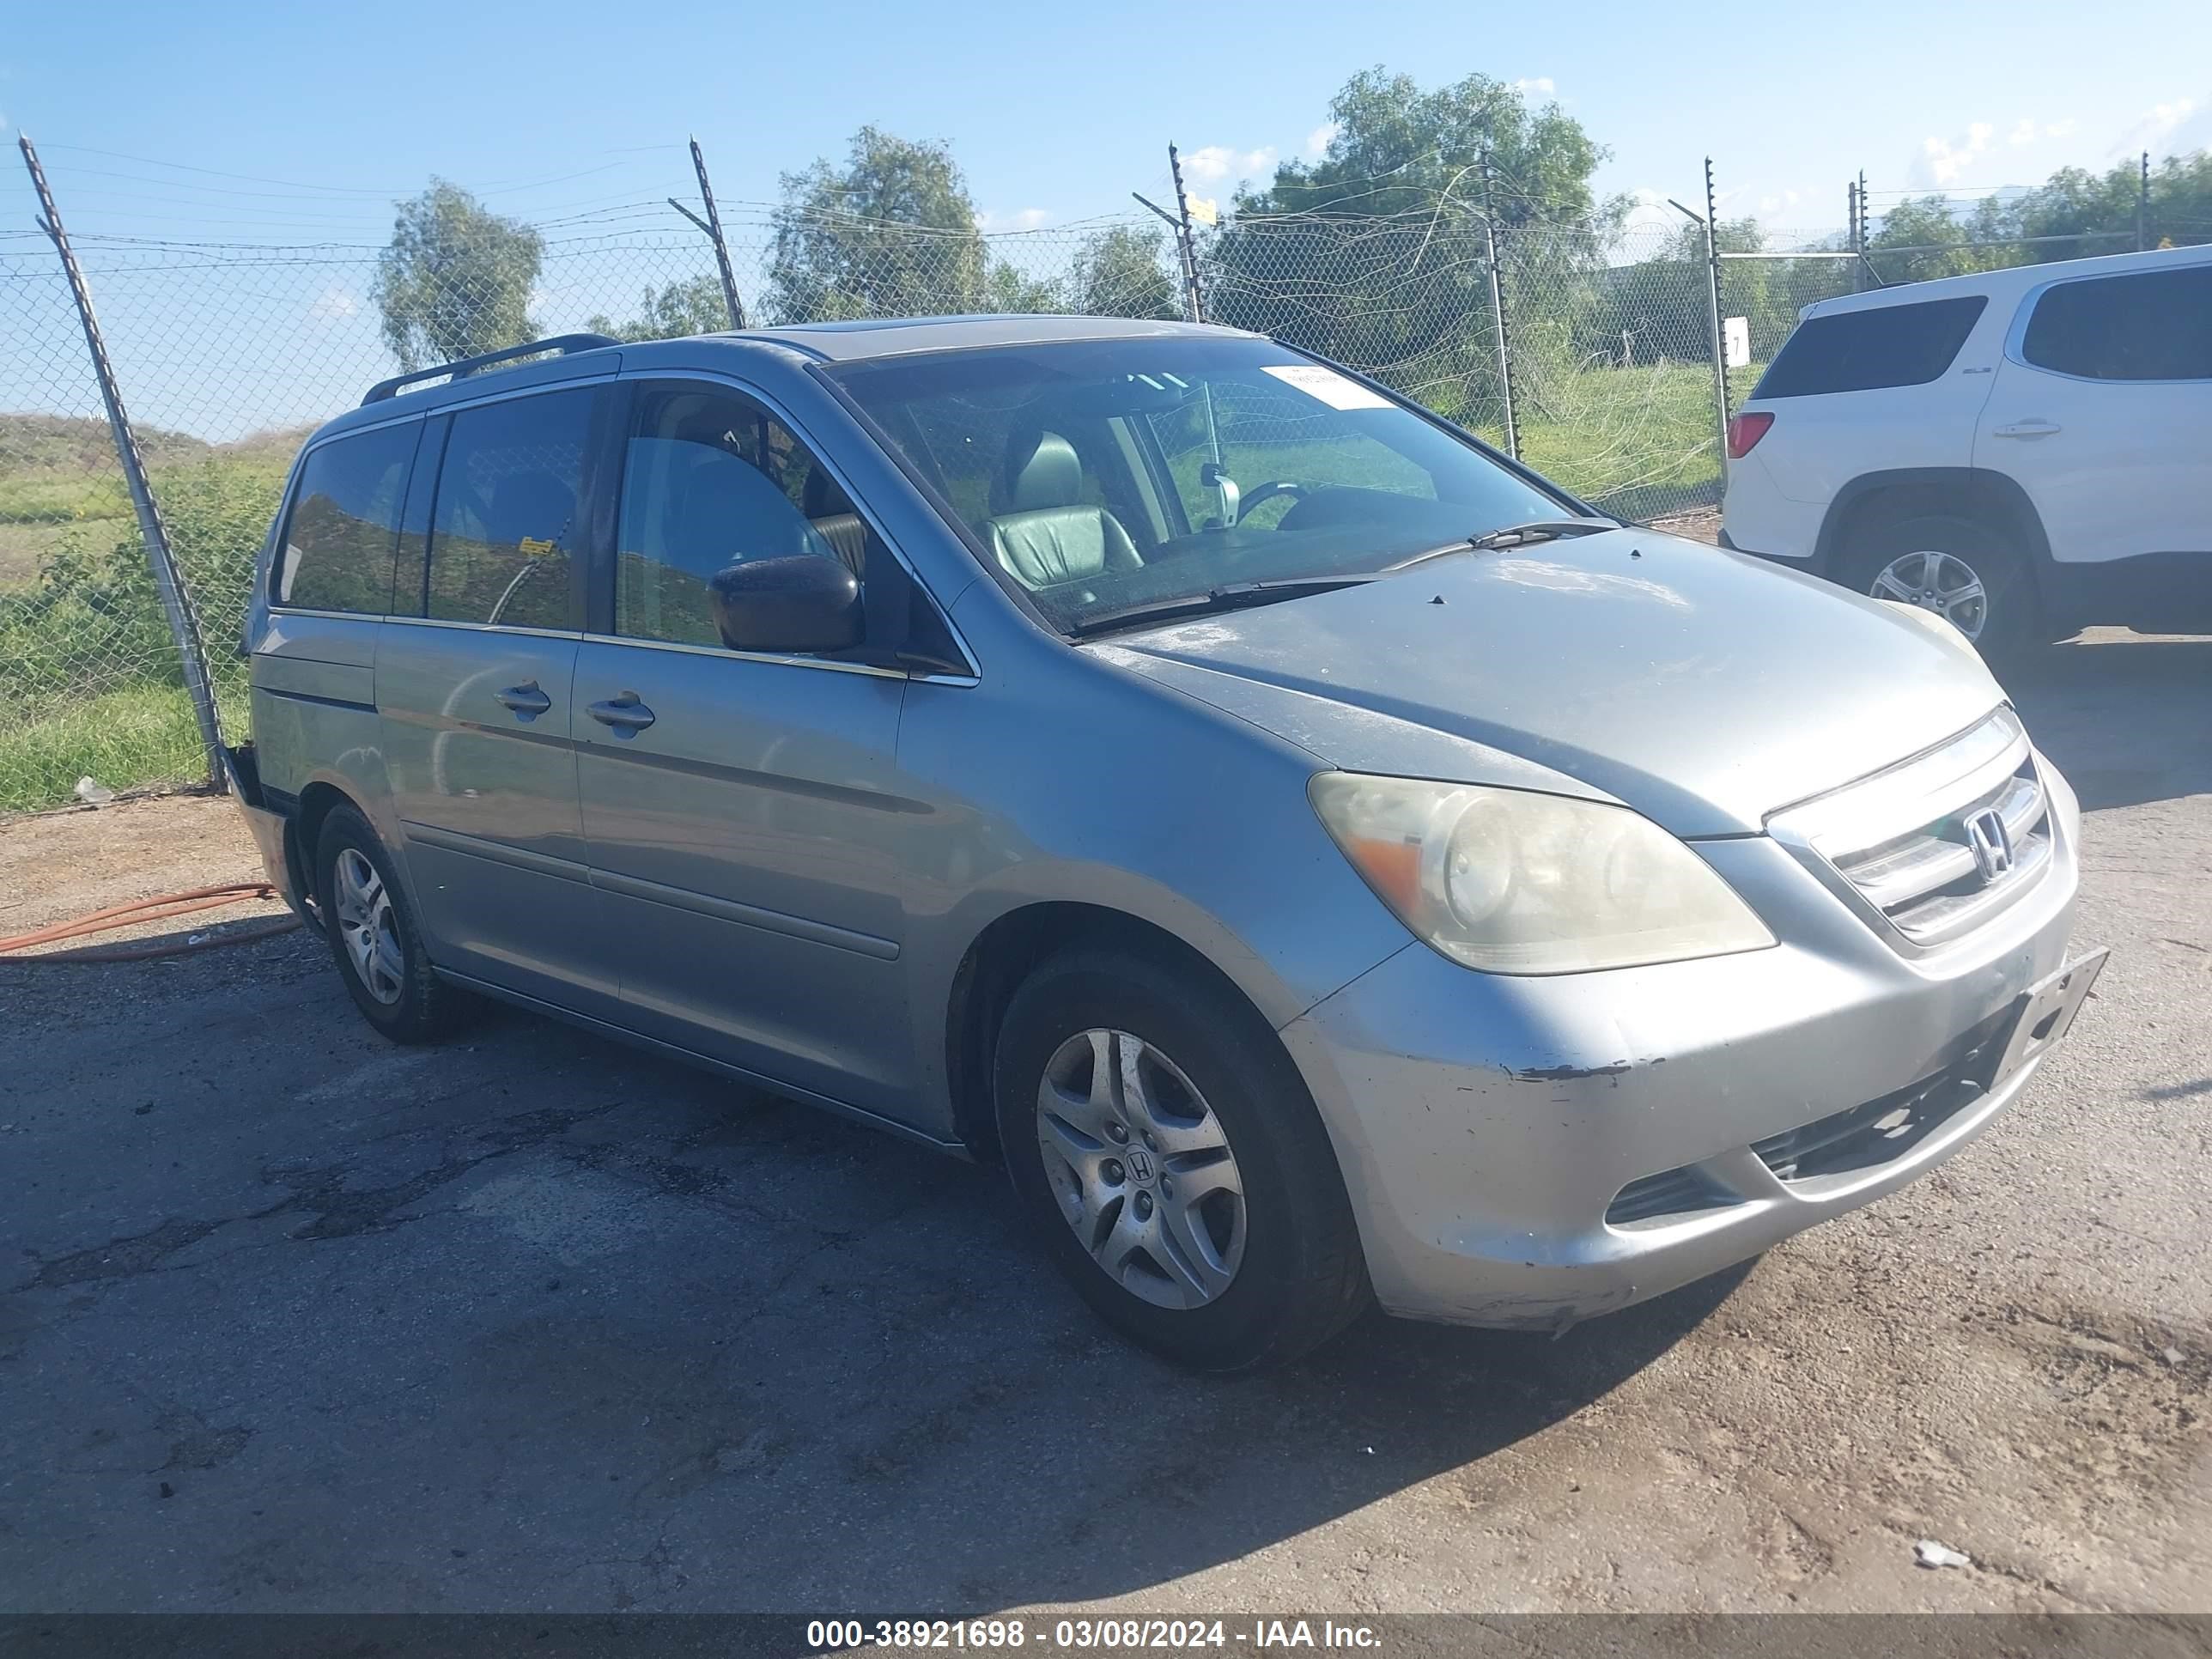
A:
[804, 469, 869, 576]
[977, 430, 1141, 592]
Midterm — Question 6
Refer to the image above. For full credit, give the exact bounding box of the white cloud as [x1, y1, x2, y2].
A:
[2045, 118, 2078, 138]
[1511, 76, 1556, 96]
[2008, 118, 2037, 148]
[1923, 120, 1995, 185]
[977, 207, 1050, 231]
[2109, 95, 2202, 159]
[308, 283, 359, 321]
[1755, 188, 1802, 215]
[2146, 95, 2199, 135]
[1304, 121, 1340, 159]
[1182, 144, 1277, 185]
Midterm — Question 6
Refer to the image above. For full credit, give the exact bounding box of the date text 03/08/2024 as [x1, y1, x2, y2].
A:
[806, 1619, 1383, 1650]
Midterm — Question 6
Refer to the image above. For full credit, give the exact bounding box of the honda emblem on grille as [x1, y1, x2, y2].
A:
[1966, 807, 2014, 883]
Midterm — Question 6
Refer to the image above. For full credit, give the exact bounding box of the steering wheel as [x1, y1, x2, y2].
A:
[1233, 481, 1307, 522]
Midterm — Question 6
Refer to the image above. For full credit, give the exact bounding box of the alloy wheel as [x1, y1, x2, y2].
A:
[1869, 549, 1989, 641]
[1034, 1028, 1248, 1310]
[333, 848, 404, 1006]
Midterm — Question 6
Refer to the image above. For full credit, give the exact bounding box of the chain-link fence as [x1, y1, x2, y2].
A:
[3, 165, 1753, 815]
[1203, 211, 1734, 522]
[1717, 231, 1866, 413]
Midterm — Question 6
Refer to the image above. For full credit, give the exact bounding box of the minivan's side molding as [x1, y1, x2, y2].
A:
[406, 817, 901, 960]
[584, 866, 902, 962]
[399, 821, 592, 885]
[260, 685, 377, 715]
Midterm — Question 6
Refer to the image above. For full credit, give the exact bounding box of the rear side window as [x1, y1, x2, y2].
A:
[274, 424, 418, 611]
[2021, 266, 2212, 381]
[425, 387, 598, 629]
[1753, 296, 1988, 398]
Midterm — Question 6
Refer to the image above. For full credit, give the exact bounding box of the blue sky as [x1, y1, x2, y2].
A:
[3, 0, 2204, 439]
[5, 0, 2207, 246]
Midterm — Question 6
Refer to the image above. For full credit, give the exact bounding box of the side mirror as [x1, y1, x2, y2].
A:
[709, 556, 863, 655]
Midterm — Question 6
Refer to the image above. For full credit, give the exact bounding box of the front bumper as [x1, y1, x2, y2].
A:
[1279, 769, 2083, 1330]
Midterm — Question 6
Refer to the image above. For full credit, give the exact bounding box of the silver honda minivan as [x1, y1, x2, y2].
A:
[234, 316, 2103, 1370]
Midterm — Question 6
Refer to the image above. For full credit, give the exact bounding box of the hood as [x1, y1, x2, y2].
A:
[1092, 531, 2004, 837]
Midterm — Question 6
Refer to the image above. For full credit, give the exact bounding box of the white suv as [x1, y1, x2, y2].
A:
[1721, 243, 2212, 656]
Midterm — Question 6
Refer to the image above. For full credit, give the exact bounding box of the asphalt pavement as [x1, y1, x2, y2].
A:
[2, 629, 2206, 1614]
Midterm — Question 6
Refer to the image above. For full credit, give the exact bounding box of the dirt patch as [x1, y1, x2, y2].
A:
[0, 791, 286, 949]
[1649, 507, 1722, 545]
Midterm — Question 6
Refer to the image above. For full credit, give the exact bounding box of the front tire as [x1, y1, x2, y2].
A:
[994, 946, 1370, 1371]
[1839, 513, 2039, 662]
[314, 805, 471, 1044]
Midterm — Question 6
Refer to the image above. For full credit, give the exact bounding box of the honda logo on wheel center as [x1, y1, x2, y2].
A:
[1124, 1147, 1156, 1185]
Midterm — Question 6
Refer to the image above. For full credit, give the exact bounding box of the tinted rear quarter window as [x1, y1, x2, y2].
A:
[2021, 265, 2212, 381]
[426, 387, 598, 629]
[1753, 296, 1988, 398]
[274, 423, 419, 611]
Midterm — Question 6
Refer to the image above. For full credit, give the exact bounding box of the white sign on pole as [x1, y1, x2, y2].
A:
[1723, 316, 1752, 369]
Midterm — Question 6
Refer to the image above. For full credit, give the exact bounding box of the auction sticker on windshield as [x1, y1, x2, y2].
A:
[1261, 363, 1394, 410]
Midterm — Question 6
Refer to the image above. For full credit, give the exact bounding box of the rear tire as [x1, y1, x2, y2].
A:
[1838, 513, 2040, 664]
[314, 805, 472, 1044]
[994, 945, 1370, 1372]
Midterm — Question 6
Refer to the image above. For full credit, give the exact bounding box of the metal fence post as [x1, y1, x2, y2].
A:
[1479, 155, 1521, 460]
[1848, 176, 1862, 292]
[1703, 156, 1732, 449]
[690, 137, 746, 330]
[18, 133, 227, 792]
[2138, 151, 2150, 251]
[1166, 144, 1207, 325]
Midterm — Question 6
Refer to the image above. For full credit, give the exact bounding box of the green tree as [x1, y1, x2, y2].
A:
[2003, 149, 2212, 256]
[768, 127, 989, 322]
[373, 180, 544, 372]
[584, 275, 732, 343]
[1066, 225, 1180, 319]
[1246, 66, 1613, 227]
[1863, 195, 2014, 283]
[1205, 70, 1614, 426]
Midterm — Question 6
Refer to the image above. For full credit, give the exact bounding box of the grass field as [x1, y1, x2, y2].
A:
[1, 415, 294, 812]
[0, 683, 233, 815]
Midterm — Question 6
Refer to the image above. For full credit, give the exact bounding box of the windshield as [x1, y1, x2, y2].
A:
[829, 337, 1575, 634]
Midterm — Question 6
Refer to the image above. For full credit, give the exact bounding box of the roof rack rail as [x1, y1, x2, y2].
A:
[361, 333, 619, 406]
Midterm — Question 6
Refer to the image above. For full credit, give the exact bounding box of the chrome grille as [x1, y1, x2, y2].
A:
[1769, 708, 2054, 949]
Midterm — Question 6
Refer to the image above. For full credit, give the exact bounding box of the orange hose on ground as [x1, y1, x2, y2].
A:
[0, 883, 304, 964]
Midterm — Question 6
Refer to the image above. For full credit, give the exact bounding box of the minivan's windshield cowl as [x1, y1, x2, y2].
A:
[1389, 519, 1620, 571]
[829, 337, 1583, 635]
[1066, 574, 1379, 639]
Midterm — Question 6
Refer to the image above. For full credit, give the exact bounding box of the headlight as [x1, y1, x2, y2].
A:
[1309, 773, 1775, 975]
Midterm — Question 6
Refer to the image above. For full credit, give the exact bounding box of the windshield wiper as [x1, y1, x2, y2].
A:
[1389, 518, 1619, 569]
[1068, 575, 1378, 639]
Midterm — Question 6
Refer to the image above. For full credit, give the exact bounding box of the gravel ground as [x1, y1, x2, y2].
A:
[0, 630, 2206, 1616]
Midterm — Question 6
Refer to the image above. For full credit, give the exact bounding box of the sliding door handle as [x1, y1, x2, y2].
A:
[587, 693, 656, 734]
[495, 682, 552, 718]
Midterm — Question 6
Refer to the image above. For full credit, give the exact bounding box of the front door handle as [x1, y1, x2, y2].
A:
[495, 681, 552, 718]
[1991, 420, 2062, 439]
[587, 693, 656, 734]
